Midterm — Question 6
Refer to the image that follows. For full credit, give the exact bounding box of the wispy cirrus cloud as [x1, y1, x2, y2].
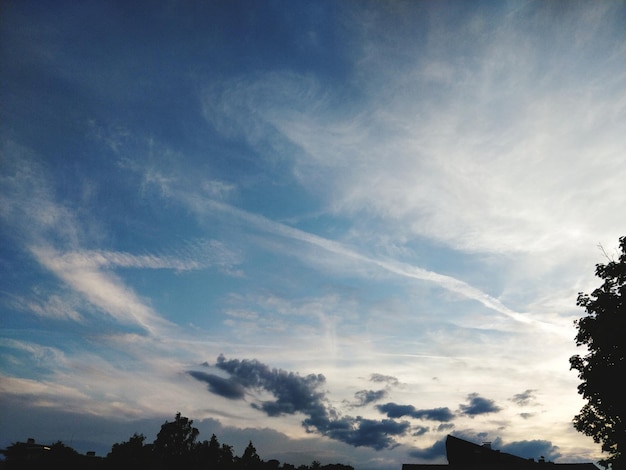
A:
[30, 245, 172, 336]
[9, 293, 83, 322]
[198, 1, 626, 266]
[38, 240, 241, 274]
[1, 145, 242, 334]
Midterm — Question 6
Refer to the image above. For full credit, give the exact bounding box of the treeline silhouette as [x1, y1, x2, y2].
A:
[0, 412, 354, 470]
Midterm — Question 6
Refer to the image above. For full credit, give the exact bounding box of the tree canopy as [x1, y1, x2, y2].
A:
[570, 235, 626, 470]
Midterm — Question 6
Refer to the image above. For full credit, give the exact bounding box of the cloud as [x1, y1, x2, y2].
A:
[369, 374, 399, 386]
[0, 140, 82, 248]
[496, 438, 562, 462]
[308, 416, 409, 451]
[412, 426, 429, 437]
[31, 246, 173, 336]
[377, 403, 454, 422]
[459, 393, 501, 416]
[1, 146, 233, 336]
[31, 239, 241, 274]
[193, 2, 626, 311]
[162, 188, 549, 330]
[9, 294, 83, 322]
[510, 389, 537, 407]
[408, 436, 447, 461]
[187, 371, 246, 400]
[189, 356, 412, 450]
[212, 355, 327, 418]
[114, 143, 566, 331]
[436, 423, 455, 433]
[352, 389, 387, 407]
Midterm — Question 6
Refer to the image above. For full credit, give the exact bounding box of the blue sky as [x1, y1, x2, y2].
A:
[1, 1, 624, 468]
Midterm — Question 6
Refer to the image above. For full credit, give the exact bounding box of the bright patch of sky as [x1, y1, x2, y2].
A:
[1, 1, 624, 469]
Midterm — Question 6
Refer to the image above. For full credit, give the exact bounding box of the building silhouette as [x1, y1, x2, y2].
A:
[403, 435, 598, 470]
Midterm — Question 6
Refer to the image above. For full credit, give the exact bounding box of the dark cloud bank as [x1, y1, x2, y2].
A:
[189, 355, 518, 454]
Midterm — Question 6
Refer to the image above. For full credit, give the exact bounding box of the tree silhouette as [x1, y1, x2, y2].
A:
[238, 440, 262, 469]
[152, 412, 199, 468]
[107, 432, 148, 466]
[219, 442, 235, 468]
[570, 235, 626, 470]
[194, 433, 221, 467]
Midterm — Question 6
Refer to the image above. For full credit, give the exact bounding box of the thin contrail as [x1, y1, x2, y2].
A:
[192, 197, 556, 330]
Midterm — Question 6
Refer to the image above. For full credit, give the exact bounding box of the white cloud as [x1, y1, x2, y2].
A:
[41, 240, 240, 273]
[195, 3, 625, 271]
[11, 293, 84, 322]
[30, 245, 173, 336]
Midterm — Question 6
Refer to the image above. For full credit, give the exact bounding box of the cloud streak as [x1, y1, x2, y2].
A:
[37, 240, 241, 273]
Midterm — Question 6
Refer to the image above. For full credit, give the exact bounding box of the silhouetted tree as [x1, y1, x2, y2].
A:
[107, 433, 149, 467]
[237, 441, 262, 469]
[207, 433, 221, 461]
[570, 235, 626, 470]
[152, 412, 199, 468]
[219, 442, 235, 468]
[194, 433, 221, 468]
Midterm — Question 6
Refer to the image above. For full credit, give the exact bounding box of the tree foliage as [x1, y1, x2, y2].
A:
[153, 411, 199, 466]
[107, 432, 148, 466]
[570, 235, 626, 470]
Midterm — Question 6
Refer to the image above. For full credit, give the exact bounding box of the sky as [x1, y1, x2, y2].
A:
[0, 1, 624, 468]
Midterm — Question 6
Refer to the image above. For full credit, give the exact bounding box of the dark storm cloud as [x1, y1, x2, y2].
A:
[459, 393, 501, 416]
[190, 355, 411, 450]
[214, 354, 327, 417]
[306, 415, 410, 450]
[377, 403, 414, 418]
[353, 389, 387, 406]
[377, 402, 454, 422]
[408, 436, 447, 460]
[188, 370, 245, 399]
[510, 389, 537, 406]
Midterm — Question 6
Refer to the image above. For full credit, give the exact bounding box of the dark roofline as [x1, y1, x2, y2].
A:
[403, 435, 599, 470]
